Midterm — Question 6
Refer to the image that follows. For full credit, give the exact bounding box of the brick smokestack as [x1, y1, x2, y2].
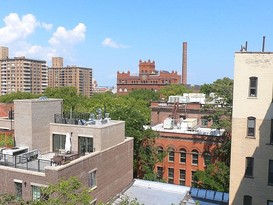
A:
[182, 42, 187, 85]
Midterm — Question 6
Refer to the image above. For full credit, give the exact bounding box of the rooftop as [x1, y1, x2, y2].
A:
[151, 117, 225, 136]
[112, 179, 229, 205]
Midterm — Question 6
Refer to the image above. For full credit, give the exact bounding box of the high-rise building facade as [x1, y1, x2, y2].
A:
[0, 48, 47, 95]
[51, 57, 63, 68]
[48, 57, 93, 96]
[0, 47, 9, 60]
[229, 51, 273, 204]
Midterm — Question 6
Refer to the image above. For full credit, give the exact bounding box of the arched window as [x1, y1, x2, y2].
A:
[180, 148, 186, 163]
[157, 146, 163, 155]
[203, 151, 211, 166]
[192, 149, 199, 165]
[168, 147, 175, 162]
[119, 88, 122, 92]
[124, 88, 127, 92]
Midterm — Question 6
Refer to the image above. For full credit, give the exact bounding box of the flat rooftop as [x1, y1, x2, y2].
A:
[151, 123, 225, 136]
[112, 179, 229, 205]
[112, 179, 194, 205]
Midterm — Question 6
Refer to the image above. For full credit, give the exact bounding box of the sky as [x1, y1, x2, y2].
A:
[1, 1, 273, 87]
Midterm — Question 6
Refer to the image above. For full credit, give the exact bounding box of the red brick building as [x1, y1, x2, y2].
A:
[150, 94, 224, 187]
[154, 125, 224, 187]
[150, 93, 214, 126]
[117, 60, 181, 95]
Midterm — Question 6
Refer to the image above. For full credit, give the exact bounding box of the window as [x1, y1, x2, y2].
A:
[32, 186, 41, 200]
[179, 169, 186, 186]
[243, 195, 252, 205]
[270, 119, 273, 143]
[192, 150, 199, 165]
[157, 166, 163, 180]
[168, 148, 174, 162]
[89, 170, 97, 188]
[245, 157, 254, 178]
[191, 171, 197, 187]
[78, 136, 93, 155]
[52, 134, 66, 152]
[180, 148, 186, 163]
[14, 182, 22, 199]
[268, 160, 273, 185]
[247, 117, 256, 137]
[168, 168, 174, 184]
[203, 151, 211, 166]
[157, 146, 163, 155]
[249, 77, 257, 97]
[267, 201, 273, 205]
[201, 118, 208, 127]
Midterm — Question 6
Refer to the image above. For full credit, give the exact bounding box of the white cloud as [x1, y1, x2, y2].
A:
[49, 23, 86, 47]
[0, 13, 39, 44]
[102, 38, 128, 48]
[41, 22, 53, 31]
[0, 13, 86, 64]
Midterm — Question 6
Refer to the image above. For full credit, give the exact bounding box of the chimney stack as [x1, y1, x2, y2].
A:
[182, 42, 187, 85]
[262, 36, 266, 52]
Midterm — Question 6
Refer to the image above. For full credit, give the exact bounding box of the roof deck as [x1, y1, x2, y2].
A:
[0, 148, 91, 173]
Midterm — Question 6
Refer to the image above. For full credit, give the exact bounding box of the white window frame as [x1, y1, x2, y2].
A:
[89, 169, 97, 190]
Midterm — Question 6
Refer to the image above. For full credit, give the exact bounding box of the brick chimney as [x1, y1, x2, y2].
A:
[182, 42, 187, 85]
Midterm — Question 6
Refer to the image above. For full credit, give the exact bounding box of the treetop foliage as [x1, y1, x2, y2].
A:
[193, 161, 230, 192]
[159, 84, 191, 100]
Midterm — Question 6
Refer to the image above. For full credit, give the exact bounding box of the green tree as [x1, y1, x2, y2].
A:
[32, 177, 92, 205]
[200, 78, 233, 165]
[159, 84, 191, 100]
[198, 78, 233, 192]
[0, 193, 25, 205]
[115, 195, 144, 205]
[201, 77, 233, 131]
[136, 128, 166, 180]
[128, 89, 160, 102]
[193, 161, 230, 192]
[0, 92, 40, 103]
[43, 87, 85, 112]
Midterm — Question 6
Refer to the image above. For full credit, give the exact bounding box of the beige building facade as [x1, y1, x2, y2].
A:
[230, 52, 273, 204]
[0, 47, 47, 95]
[0, 47, 9, 60]
[48, 57, 93, 96]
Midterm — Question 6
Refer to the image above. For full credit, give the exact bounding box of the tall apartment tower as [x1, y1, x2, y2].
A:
[230, 51, 273, 204]
[52, 57, 63, 68]
[48, 58, 93, 96]
[0, 50, 47, 95]
[0, 47, 9, 60]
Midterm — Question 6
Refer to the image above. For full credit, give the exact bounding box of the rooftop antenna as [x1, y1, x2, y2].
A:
[240, 41, 248, 52]
[262, 36, 266, 52]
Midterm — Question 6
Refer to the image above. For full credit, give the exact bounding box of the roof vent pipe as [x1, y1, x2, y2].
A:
[262, 36, 266, 52]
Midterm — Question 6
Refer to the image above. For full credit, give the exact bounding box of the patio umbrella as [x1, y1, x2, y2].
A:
[65, 132, 71, 154]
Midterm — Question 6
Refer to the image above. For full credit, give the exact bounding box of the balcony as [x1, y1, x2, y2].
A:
[0, 149, 80, 172]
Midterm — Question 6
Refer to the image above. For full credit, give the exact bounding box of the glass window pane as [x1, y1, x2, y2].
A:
[32, 186, 41, 200]
[15, 182, 22, 199]
[243, 195, 252, 205]
[268, 160, 273, 185]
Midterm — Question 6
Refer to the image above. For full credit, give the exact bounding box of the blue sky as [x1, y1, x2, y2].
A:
[1, 1, 273, 86]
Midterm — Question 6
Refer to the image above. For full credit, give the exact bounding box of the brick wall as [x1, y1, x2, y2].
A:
[0, 138, 133, 203]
